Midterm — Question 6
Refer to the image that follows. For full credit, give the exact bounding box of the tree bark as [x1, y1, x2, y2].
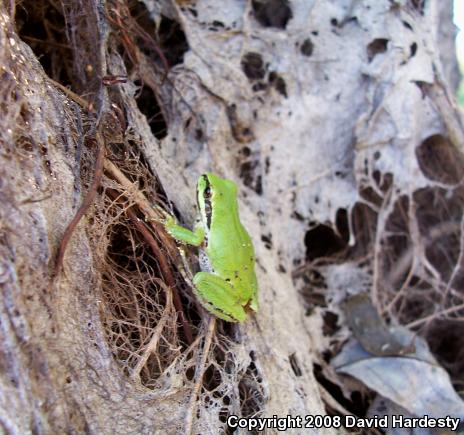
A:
[0, 0, 461, 434]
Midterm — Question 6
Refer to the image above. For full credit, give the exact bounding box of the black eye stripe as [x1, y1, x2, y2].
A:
[202, 176, 212, 229]
[205, 199, 212, 229]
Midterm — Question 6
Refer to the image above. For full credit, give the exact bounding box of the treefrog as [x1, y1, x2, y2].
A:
[163, 173, 258, 322]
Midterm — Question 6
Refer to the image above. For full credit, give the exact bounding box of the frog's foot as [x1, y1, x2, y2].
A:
[193, 272, 247, 322]
[150, 204, 173, 224]
[151, 205, 205, 247]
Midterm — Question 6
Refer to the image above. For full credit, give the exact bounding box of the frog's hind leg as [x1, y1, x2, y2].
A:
[193, 272, 247, 322]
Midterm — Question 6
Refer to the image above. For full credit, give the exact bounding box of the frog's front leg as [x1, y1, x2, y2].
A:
[193, 272, 247, 322]
[164, 217, 205, 247]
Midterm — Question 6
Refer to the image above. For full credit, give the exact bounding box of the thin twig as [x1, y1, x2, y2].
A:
[53, 133, 105, 278]
[184, 316, 216, 435]
[48, 77, 94, 112]
[132, 285, 172, 382]
[371, 186, 394, 310]
[406, 302, 464, 328]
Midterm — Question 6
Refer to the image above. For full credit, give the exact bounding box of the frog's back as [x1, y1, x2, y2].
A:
[206, 209, 257, 301]
[203, 173, 258, 303]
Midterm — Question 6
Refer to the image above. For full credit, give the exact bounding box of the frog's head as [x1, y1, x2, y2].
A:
[197, 173, 237, 229]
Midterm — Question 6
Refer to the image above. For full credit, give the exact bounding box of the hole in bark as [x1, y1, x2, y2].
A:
[226, 104, 255, 143]
[414, 186, 464, 283]
[134, 81, 167, 139]
[291, 211, 305, 221]
[15, 0, 71, 85]
[413, 80, 428, 98]
[426, 320, 464, 391]
[251, 0, 292, 29]
[203, 364, 223, 392]
[129, 2, 159, 56]
[289, 353, 302, 377]
[254, 175, 263, 195]
[349, 202, 378, 257]
[239, 152, 262, 195]
[366, 38, 388, 62]
[186, 366, 195, 381]
[264, 156, 270, 174]
[373, 170, 393, 193]
[157, 16, 189, 66]
[269, 72, 287, 97]
[305, 209, 349, 261]
[336, 208, 350, 241]
[240, 146, 252, 157]
[241, 52, 266, 80]
[403, 20, 413, 30]
[322, 310, 339, 336]
[261, 233, 273, 250]
[210, 20, 225, 30]
[238, 356, 266, 419]
[313, 363, 366, 415]
[410, 0, 425, 14]
[416, 134, 464, 184]
[252, 82, 268, 92]
[300, 38, 314, 56]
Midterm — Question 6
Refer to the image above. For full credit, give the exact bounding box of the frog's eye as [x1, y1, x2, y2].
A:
[204, 186, 212, 198]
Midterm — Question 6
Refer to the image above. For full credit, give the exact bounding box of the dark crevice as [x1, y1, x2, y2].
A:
[300, 38, 314, 57]
[227, 104, 255, 143]
[416, 134, 464, 184]
[115, 2, 188, 70]
[426, 320, 464, 391]
[305, 209, 349, 261]
[238, 356, 266, 423]
[410, 0, 425, 15]
[414, 186, 464, 283]
[269, 72, 287, 97]
[349, 202, 377, 257]
[134, 81, 167, 140]
[157, 16, 189, 66]
[15, 0, 72, 86]
[239, 153, 262, 195]
[322, 311, 339, 336]
[313, 363, 368, 416]
[241, 52, 266, 80]
[289, 353, 302, 377]
[252, 82, 268, 92]
[413, 80, 429, 98]
[251, 0, 292, 29]
[402, 21, 413, 30]
[367, 38, 388, 62]
[261, 234, 273, 250]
